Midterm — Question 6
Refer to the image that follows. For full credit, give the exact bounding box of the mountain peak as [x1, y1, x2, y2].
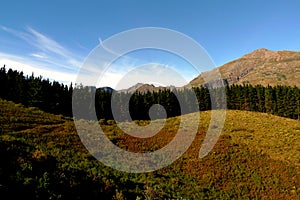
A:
[255, 48, 271, 52]
[242, 48, 276, 59]
[189, 48, 300, 87]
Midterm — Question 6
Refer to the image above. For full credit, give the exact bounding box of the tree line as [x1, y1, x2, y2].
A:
[0, 66, 73, 116]
[1, 66, 299, 120]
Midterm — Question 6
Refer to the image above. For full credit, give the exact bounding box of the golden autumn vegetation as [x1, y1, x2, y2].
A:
[0, 98, 299, 199]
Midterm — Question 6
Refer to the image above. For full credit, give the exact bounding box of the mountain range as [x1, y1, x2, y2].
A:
[101, 48, 300, 93]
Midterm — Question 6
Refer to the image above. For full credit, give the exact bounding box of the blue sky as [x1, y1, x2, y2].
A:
[1, 0, 300, 88]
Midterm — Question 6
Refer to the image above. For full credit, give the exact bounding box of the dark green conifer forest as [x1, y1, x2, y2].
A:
[1, 66, 299, 120]
[0, 66, 299, 199]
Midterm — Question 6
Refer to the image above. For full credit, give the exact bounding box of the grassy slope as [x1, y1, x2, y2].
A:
[0, 99, 299, 199]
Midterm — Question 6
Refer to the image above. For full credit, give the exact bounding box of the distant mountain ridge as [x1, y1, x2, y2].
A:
[98, 86, 115, 92]
[100, 48, 300, 92]
[118, 83, 178, 93]
[190, 48, 300, 87]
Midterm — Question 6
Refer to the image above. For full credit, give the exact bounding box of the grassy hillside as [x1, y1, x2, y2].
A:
[0, 99, 299, 199]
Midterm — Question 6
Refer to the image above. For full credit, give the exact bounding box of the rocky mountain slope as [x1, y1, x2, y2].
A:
[190, 48, 300, 87]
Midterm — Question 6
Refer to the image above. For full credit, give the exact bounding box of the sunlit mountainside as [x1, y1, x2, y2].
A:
[190, 48, 300, 87]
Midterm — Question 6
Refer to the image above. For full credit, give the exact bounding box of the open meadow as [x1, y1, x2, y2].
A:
[0, 99, 299, 199]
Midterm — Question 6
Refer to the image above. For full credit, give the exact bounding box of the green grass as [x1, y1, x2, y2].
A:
[0, 99, 299, 199]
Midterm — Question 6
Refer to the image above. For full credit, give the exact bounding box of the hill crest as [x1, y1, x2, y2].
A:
[190, 48, 300, 87]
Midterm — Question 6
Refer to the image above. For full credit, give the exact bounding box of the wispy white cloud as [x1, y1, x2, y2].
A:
[27, 27, 69, 57]
[0, 53, 77, 85]
[26, 27, 83, 68]
[1, 25, 83, 72]
[1, 25, 28, 41]
[0, 26, 197, 89]
[30, 52, 48, 59]
[1, 26, 137, 88]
